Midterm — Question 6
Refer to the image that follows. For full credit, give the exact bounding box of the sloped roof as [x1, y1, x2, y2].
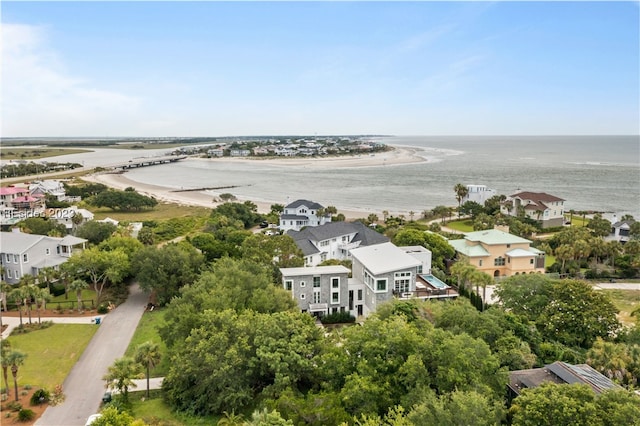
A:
[612, 219, 635, 228]
[281, 214, 310, 220]
[505, 248, 538, 258]
[463, 229, 532, 245]
[350, 242, 421, 275]
[285, 199, 324, 209]
[510, 191, 565, 203]
[523, 202, 548, 212]
[449, 239, 491, 257]
[0, 231, 45, 253]
[0, 187, 28, 196]
[289, 221, 388, 245]
[60, 235, 88, 246]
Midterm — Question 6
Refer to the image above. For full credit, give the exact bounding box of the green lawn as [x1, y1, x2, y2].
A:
[545, 255, 556, 268]
[124, 309, 170, 376]
[129, 391, 220, 425]
[90, 202, 211, 222]
[5, 324, 98, 390]
[602, 289, 640, 326]
[445, 220, 474, 232]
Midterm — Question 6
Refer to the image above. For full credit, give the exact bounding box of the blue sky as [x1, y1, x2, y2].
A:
[2, 1, 639, 137]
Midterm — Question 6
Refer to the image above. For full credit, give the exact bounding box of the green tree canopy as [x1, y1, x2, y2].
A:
[131, 243, 204, 306]
[90, 189, 157, 211]
[75, 221, 117, 245]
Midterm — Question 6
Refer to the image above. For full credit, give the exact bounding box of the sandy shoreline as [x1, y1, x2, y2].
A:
[84, 147, 425, 220]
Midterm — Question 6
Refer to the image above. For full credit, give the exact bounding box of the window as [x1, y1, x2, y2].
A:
[300, 294, 305, 300]
[506, 244, 511, 248]
[376, 279, 387, 292]
[313, 291, 321, 303]
[494, 257, 505, 266]
[394, 272, 411, 294]
[6, 269, 11, 279]
[342, 236, 349, 242]
[285, 280, 293, 291]
[530, 259, 534, 264]
[479, 260, 483, 266]
[357, 289, 363, 301]
[13, 255, 18, 263]
[313, 276, 321, 288]
[332, 277, 340, 288]
[23, 253, 28, 263]
[417, 265, 423, 274]
[45, 248, 50, 255]
[319, 240, 329, 247]
[300, 281, 306, 288]
[5, 254, 10, 263]
[320, 253, 327, 262]
[332, 292, 339, 303]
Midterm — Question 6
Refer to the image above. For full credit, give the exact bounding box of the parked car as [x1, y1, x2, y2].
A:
[260, 221, 269, 228]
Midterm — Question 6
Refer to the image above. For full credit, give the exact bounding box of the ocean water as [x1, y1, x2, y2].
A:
[116, 135, 640, 217]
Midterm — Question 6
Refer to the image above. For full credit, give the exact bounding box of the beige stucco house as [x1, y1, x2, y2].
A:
[449, 229, 545, 277]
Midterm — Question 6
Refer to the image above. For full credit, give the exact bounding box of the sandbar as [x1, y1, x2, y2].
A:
[84, 146, 425, 220]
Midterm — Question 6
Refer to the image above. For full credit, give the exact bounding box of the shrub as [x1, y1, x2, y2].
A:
[7, 401, 22, 412]
[30, 388, 50, 405]
[49, 385, 65, 406]
[20, 390, 28, 396]
[97, 304, 109, 314]
[50, 283, 66, 297]
[23, 384, 32, 390]
[17, 408, 35, 422]
[320, 311, 356, 324]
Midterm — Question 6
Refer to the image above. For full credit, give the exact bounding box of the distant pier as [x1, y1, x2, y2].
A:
[112, 155, 186, 170]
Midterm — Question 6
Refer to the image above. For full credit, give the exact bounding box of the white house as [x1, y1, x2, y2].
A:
[608, 219, 635, 244]
[279, 199, 331, 232]
[0, 230, 87, 284]
[49, 206, 94, 231]
[29, 180, 66, 201]
[462, 184, 497, 205]
[501, 191, 565, 228]
[287, 221, 389, 266]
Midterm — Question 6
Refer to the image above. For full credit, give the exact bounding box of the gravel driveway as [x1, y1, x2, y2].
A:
[35, 284, 148, 426]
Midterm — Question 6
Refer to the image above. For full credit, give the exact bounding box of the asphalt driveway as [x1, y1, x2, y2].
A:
[35, 284, 148, 426]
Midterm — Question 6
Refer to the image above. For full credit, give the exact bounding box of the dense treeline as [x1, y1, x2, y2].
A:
[0, 161, 83, 178]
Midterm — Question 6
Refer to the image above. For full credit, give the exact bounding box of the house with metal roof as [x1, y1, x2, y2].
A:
[278, 199, 332, 232]
[500, 191, 566, 228]
[0, 230, 87, 284]
[449, 229, 545, 278]
[287, 221, 389, 266]
[508, 361, 621, 402]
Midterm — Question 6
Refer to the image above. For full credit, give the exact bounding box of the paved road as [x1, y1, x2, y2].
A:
[36, 284, 148, 426]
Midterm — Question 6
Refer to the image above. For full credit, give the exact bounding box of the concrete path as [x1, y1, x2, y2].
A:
[35, 284, 148, 426]
[129, 377, 164, 393]
[593, 282, 640, 291]
[2, 314, 105, 340]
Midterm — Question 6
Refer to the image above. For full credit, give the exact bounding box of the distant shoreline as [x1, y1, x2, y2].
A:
[84, 146, 426, 219]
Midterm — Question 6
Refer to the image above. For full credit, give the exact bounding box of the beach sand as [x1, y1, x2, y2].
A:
[84, 147, 425, 220]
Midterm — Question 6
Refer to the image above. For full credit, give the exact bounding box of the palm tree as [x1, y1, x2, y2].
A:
[472, 270, 494, 310]
[68, 279, 89, 313]
[217, 411, 245, 426]
[382, 210, 389, 222]
[34, 287, 51, 324]
[409, 211, 415, 222]
[453, 183, 469, 217]
[450, 260, 476, 292]
[103, 357, 139, 403]
[9, 286, 27, 328]
[0, 340, 11, 396]
[367, 213, 379, 225]
[555, 244, 575, 274]
[605, 240, 622, 268]
[134, 341, 161, 398]
[8, 350, 27, 401]
[20, 283, 40, 325]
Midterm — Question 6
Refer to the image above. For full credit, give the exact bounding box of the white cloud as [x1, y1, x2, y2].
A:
[2, 23, 142, 136]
